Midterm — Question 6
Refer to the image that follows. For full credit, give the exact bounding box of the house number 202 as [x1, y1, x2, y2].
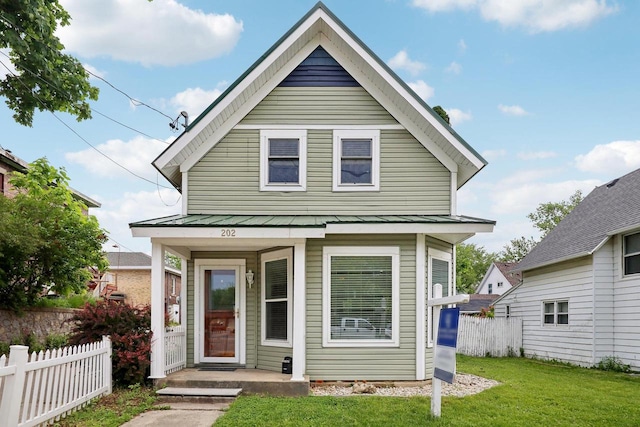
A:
[221, 229, 236, 237]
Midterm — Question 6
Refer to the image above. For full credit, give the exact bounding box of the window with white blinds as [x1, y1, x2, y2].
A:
[261, 248, 293, 347]
[323, 246, 399, 347]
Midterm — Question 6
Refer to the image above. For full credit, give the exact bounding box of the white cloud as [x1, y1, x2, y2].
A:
[517, 151, 557, 160]
[58, 0, 243, 66]
[170, 86, 224, 118]
[445, 61, 462, 74]
[458, 39, 467, 53]
[498, 104, 529, 116]
[388, 50, 427, 76]
[481, 149, 507, 160]
[65, 136, 169, 179]
[575, 141, 640, 173]
[408, 80, 434, 101]
[446, 108, 472, 126]
[95, 189, 181, 254]
[412, 0, 617, 32]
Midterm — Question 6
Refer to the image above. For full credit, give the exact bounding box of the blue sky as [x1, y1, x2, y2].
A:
[2, 0, 639, 255]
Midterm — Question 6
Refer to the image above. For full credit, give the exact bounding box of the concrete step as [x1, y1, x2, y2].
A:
[157, 387, 242, 397]
[156, 387, 242, 404]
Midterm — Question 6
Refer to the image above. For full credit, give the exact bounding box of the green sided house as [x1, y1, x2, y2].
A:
[130, 2, 494, 384]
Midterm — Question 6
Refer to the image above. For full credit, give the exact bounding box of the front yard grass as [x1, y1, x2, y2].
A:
[215, 355, 640, 426]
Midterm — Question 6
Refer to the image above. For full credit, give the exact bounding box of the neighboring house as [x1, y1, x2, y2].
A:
[456, 294, 500, 315]
[99, 252, 182, 322]
[0, 147, 100, 211]
[494, 168, 640, 370]
[131, 2, 494, 382]
[476, 262, 521, 295]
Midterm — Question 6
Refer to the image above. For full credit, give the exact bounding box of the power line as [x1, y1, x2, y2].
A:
[84, 68, 174, 121]
[0, 50, 170, 145]
[0, 58, 174, 189]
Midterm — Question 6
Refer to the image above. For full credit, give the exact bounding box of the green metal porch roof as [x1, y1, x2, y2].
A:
[130, 214, 495, 228]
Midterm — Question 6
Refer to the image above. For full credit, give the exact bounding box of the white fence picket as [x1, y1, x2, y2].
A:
[0, 336, 112, 427]
[457, 316, 522, 357]
[165, 325, 186, 375]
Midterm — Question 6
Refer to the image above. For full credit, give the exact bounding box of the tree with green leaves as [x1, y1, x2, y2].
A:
[0, 0, 99, 126]
[433, 105, 450, 124]
[0, 158, 107, 311]
[456, 242, 497, 293]
[498, 190, 584, 263]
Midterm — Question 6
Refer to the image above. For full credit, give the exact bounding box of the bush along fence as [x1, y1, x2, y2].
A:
[457, 316, 523, 357]
[0, 336, 112, 427]
[165, 325, 186, 376]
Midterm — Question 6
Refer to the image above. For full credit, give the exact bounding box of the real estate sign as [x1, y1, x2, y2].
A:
[433, 307, 460, 384]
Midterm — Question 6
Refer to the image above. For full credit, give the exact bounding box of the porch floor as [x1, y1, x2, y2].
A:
[156, 368, 310, 397]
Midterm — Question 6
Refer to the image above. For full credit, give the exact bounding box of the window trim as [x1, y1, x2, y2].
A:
[260, 130, 307, 192]
[322, 246, 400, 348]
[623, 231, 640, 276]
[261, 248, 293, 348]
[542, 300, 569, 326]
[332, 129, 380, 192]
[427, 248, 452, 348]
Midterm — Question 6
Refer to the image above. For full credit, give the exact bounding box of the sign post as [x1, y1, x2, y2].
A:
[428, 284, 467, 418]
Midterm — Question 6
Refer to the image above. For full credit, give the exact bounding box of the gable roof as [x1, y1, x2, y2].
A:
[495, 262, 522, 286]
[153, 2, 486, 191]
[457, 294, 500, 314]
[515, 167, 640, 272]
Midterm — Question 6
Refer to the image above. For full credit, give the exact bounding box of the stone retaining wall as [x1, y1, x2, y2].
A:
[0, 308, 79, 343]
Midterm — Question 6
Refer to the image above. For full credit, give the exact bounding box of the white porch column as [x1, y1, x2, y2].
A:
[149, 240, 166, 379]
[415, 234, 426, 380]
[291, 240, 306, 381]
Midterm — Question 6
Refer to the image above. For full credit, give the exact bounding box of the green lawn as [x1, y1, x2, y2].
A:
[215, 356, 640, 427]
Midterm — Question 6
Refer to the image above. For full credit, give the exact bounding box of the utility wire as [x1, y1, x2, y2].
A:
[0, 58, 174, 189]
[0, 12, 175, 123]
[0, 50, 170, 145]
[84, 68, 174, 121]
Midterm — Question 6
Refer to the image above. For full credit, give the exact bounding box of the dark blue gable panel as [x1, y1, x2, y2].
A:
[279, 46, 360, 87]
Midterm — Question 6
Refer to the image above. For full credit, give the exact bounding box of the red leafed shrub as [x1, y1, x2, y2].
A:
[69, 300, 152, 385]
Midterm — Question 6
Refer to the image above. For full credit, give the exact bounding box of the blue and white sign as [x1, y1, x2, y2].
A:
[433, 307, 460, 384]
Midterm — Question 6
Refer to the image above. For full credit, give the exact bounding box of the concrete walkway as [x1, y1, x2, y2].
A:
[120, 402, 231, 427]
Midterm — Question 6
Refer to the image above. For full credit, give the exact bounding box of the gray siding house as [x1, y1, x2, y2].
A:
[494, 168, 640, 370]
[131, 2, 493, 382]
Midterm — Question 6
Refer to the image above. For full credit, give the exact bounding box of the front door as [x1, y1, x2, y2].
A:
[199, 262, 244, 363]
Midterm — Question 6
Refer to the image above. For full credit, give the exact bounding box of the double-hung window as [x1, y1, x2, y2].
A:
[333, 130, 380, 191]
[260, 130, 306, 191]
[322, 246, 399, 347]
[261, 248, 293, 347]
[623, 231, 640, 276]
[543, 300, 568, 325]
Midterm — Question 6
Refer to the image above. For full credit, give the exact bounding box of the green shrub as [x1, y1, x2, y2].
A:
[595, 356, 631, 373]
[35, 292, 96, 309]
[45, 333, 68, 349]
[69, 300, 152, 386]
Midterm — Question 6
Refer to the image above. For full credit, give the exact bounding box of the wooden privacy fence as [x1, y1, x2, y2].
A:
[457, 316, 522, 357]
[165, 325, 186, 375]
[0, 336, 112, 427]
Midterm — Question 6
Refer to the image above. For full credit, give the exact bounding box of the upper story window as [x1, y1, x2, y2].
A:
[623, 231, 640, 276]
[488, 283, 493, 294]
[333, 129, 380, 192]
[260, 130, 307, 192]
[497, 281, 503, 288]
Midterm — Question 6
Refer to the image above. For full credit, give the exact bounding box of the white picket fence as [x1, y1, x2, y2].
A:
[0, 336, 112, 427]
[457, 316, 522, 357]
[165, 325, 186, 375]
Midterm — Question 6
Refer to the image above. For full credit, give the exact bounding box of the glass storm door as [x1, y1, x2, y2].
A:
[204, 267, 239, 362]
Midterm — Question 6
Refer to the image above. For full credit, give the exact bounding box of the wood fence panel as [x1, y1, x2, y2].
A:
[457, 316, 522, 357]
